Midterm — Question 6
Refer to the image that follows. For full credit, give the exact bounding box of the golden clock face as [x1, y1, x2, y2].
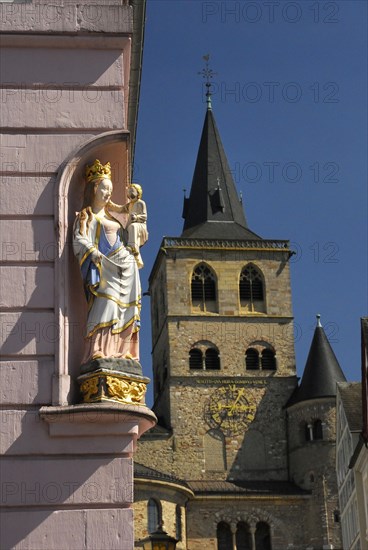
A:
[204, 384, 257, 436]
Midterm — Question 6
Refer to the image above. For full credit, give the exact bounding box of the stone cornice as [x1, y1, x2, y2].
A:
[40, 403, 156, 438]
[134, 477, 194, 498]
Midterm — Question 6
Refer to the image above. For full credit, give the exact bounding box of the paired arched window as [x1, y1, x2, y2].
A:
[189, 344, 220, 370]
[191, 263, 217, 312]
[245, 347, 276, 371]
[239, 265, 265, 313]
[147, 498, 161, 534]
[217, 521, 272, 550]
[305, 419, 324, 442]
[189, 340, 220, 370]
[190, 263, 267, 313]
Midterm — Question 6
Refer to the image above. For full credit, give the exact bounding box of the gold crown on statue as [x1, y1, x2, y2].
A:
[85, 159, 111, 183]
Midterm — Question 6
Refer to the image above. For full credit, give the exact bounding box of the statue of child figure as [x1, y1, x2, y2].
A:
[109, 183, 148, 269]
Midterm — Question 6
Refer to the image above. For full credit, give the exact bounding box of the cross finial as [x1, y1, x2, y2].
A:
[198, 54, 217, 110]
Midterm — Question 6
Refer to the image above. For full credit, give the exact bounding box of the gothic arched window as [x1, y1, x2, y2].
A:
[191, 263, 217, 312]
[205, 348, 220, 370]
[261, 349, 276, 370]
[255, 521, 272, 550]
[239, 265, 265, 313]
[236, 522, 252, 550]
[147, 498, 161, 534]
[217, 521, 232, 550]
[246, 348, 259, 370]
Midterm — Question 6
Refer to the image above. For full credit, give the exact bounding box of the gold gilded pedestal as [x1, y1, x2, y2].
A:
[78, 363, 150, 406]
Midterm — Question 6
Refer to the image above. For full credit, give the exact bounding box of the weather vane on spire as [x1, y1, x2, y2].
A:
[198, 54, 217, 110]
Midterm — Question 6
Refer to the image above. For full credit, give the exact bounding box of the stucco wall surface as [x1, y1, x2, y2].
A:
[0, 2, 147, 549]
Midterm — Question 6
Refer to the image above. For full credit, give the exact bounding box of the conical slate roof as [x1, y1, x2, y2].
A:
[181, 108, 261, 240]
[288, 316, 346, 406]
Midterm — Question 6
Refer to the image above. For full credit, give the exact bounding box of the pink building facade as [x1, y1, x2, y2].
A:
[0, 1, 155, 548]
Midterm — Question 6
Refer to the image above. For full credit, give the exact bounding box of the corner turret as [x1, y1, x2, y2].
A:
[288, 314, 346, 406]
[286, 315, 345, 548]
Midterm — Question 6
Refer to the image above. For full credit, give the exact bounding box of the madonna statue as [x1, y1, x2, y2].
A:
[73, 159, 141, 364]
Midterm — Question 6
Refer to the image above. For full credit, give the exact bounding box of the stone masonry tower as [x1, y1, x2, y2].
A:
[145, 99, 298, 482]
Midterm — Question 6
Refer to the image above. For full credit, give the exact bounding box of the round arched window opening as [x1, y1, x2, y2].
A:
[246, 348, 259, 370]
[147, 498, 161, 534]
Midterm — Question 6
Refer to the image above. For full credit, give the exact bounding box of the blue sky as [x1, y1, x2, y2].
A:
[134, 0, 367, 404]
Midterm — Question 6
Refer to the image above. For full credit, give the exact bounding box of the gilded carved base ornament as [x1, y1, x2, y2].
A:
[78, 368, 149, 406]
[80, 377, 100, 402]
[105, 375, 146, 404]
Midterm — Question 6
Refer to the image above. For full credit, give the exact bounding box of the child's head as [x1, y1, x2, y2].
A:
[128, 183, 143, 200]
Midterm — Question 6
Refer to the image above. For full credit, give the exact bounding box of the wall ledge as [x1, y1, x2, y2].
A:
[40, 402, 156, 438]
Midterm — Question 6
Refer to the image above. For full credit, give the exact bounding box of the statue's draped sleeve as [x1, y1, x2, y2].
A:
[121, 199, 147, 224]
[73, 216, 101, 302]
[133, 200, 147, 223]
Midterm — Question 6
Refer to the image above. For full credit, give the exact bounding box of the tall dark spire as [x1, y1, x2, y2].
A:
[288, 315, 346, 406]
[181, 107, 261, 240]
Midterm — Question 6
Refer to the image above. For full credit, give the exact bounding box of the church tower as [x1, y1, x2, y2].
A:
[134, 91, 344, 550]
[146, 97, 297, 482]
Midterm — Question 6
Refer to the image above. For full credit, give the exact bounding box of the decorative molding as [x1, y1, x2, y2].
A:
[214, 504, 285, 531]
[162, 237, 290, 251]
[40, 402, 157, 438]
